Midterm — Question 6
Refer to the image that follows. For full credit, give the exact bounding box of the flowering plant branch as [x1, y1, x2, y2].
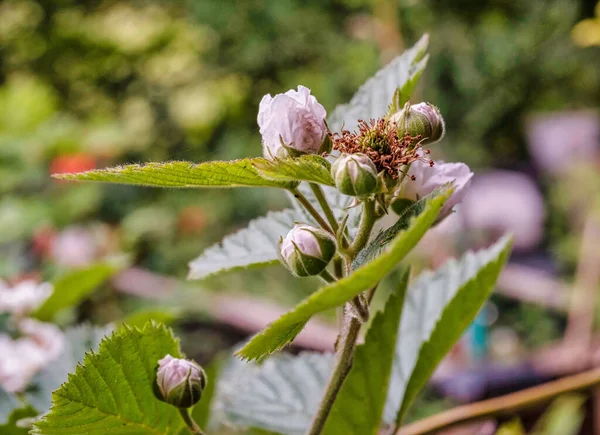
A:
[28, 35, 513, 435]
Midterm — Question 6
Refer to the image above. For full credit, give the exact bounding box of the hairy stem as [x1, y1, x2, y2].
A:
[178, 408, 206, 435]
[307, 313, 362, 435]
[348, 199, 377, 257]
[292, 188, 334, 234]
[393, 366, 600, 435]
[307, 200, 379, 434]
[310, 183, 340, 233]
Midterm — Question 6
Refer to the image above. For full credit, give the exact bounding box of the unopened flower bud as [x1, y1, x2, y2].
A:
[390, 102, 445, 145]
[156, 355, 206, 409]
[331, 153, 378, 196]
[280, 224, 336, 277]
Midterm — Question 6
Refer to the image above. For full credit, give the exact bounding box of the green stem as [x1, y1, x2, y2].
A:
[178, 408, 206, 435]
[348, 200, 377, 257]
[292, 189, 334, 234]
[310, 183, 340, 233]
[306, 313, 362, 435]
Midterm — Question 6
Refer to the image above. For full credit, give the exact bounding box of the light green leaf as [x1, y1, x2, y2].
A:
[0, 388, 19, 425]
[25, 325, 111, 413]
[53, 159, 297, 189]
[32, 263, 122, 322]
[220, 352, 333, 435]
[253, 155, 334, 186]
[327, 34, 429, 133]
[236, 187, 452, 361]
[322, 266, 409, 435]
[188, 209, 299, 280]
[32, 322, 185, 435]
[384, 235, 513, 426]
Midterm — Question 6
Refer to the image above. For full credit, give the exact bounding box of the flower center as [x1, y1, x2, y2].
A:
[332, 118, 433, 179]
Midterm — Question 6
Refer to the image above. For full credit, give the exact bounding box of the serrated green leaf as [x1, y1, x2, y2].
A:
[25, 325, 111, 413]
[0, 387, 19, 425]
[253, 155, 334, 186]
[220, 352, 333, 435]
[32, 263, 122, 322]
[322, 266, 409, 435]
[187, 209, 300, 280]
[384, 235, 513, 426]
[236, 187, 452, 361]
[353, 190, 434, 270]
[32, 322, 184, 435]
[327, 34, 429, 133]
[54, 159, 297, 190]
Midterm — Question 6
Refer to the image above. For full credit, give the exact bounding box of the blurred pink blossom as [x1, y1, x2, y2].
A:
[0, 280, 52, 316]
[50, 226, 98, 267]
[462, 171, 545, 251]
[525, 110, 600, 174]
[0, 319, 64, 393]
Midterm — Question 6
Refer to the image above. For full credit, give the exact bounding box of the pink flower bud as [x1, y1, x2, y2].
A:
[258, 86, 328, 159]
[280, 224, 336, 277]
[156, 354, 206, 408]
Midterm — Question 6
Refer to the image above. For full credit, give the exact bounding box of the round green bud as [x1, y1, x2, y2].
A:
[390, 102, 445, 145]
[156, 355, 207, 409]
[331, 153, 378, 196]
[280, 224, 336, 277]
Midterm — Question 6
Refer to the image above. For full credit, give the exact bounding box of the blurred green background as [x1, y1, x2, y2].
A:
[2, 0, 600, 424]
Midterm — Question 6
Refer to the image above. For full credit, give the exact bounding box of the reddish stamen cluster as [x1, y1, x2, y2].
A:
[332, 118, 433, 179]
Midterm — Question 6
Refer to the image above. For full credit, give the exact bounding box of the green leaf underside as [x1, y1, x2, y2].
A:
[32, 263, 121, 322]
[383, 235, 513, 426]
[253, 155, 334, 186]
[236, 187, 452, 361]
[531, 394, 585, 435]
[32, 322, 184, 435]
[25, 325, 111, 413]
[327, 34, 429, 133]
[0, 388, 19, 425]
[53, 160, 296, 190]
[322, 266, 410, 435]
[220, 352, 334, 435]
[187, 209, 300, 280]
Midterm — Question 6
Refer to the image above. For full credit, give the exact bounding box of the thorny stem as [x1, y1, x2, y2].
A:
[178, 408, 206, 435]
[292, 188, 334, 234]
[310, 183, 340, 233]
[393, 366, 600, 435]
